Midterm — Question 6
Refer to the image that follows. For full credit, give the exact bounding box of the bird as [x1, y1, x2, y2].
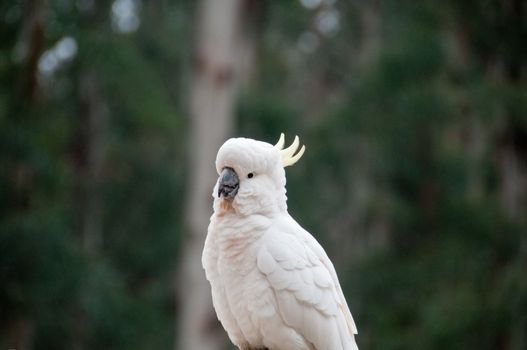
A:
[202, 134, 359, 350]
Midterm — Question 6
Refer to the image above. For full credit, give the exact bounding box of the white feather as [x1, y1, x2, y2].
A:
[202, 136, 359, 350]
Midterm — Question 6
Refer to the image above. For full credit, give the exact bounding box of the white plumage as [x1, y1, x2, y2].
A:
[202, 134, 359, 350]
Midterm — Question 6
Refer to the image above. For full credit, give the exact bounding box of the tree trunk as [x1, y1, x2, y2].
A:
[176, 0, 261, 349]
[2, 0, 45, 347]
[68, 72, 107, 350]
[3, 317, 34, 350]
[75, 72, 106, 251]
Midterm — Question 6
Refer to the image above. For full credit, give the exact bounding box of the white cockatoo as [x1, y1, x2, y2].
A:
[202, 134, 359, 350]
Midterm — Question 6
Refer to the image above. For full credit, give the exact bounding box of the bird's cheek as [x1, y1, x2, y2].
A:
[239, 187, 254, 197]
[235, 182, 253, 196]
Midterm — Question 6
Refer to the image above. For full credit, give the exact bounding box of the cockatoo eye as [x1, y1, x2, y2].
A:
[247, 173, 254, 179]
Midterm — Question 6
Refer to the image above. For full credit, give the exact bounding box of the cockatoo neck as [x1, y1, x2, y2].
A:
[234, 191, 287, 217]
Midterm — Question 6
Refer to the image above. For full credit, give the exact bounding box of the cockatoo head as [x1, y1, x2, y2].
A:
[213, 133, 305, 216]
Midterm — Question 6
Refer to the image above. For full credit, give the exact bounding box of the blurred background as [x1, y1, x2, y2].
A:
[1, 0, 526, 349]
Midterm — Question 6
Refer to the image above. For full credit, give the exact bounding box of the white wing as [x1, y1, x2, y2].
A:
[257, 226, 359, 350]
[284, 215, 358, 336]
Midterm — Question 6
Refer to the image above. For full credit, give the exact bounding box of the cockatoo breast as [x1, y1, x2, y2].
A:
[205, 212, 277, 348]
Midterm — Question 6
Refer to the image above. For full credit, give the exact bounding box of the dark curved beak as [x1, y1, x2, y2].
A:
[218, 167, 239, 199]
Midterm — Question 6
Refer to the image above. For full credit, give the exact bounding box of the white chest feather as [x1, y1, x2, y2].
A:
[203, 212, 277, 347]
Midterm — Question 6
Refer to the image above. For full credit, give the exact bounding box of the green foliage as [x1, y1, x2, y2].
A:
[1, 1, 186, 348]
